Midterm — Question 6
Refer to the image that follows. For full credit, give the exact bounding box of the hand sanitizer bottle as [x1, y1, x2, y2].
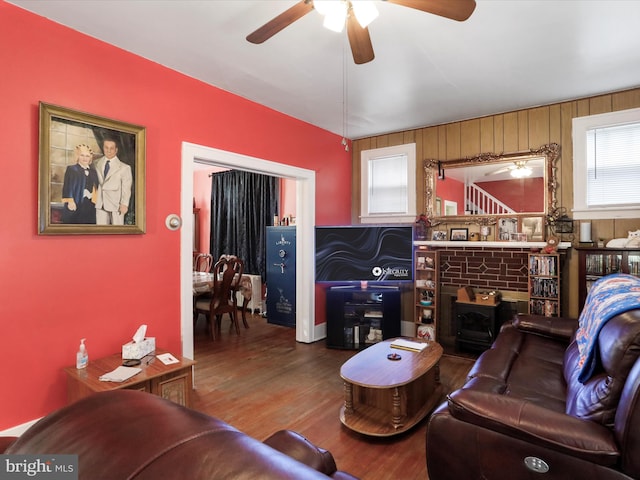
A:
[76, 338, 88, 369]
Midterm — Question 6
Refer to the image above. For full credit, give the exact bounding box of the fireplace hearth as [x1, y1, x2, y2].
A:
[454, 300, 510, 352]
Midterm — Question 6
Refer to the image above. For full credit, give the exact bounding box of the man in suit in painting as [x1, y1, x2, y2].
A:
[95, 136, 132, 225]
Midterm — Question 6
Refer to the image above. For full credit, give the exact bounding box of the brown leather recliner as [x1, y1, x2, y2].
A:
[2, 390, 357, 480]
[427, 310, 640, 480]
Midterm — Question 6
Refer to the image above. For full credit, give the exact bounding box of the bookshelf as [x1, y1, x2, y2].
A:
[414, 247, 439, 340]
[578, 247, 640, 310]
[528, 253, 560, 317]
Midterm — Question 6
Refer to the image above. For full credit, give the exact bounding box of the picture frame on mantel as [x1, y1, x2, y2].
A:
[38, 102, 146, 235]
[521, 215, 545, 242]
[509, 232, 528, 242]
[497, 217, 518, 241]
[432, 230, 447, 241]
[450, 228, 468, 241]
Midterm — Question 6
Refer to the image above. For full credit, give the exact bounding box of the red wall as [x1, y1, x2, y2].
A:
[435, 177, 543, 214]
[435, 177, 465, 214]
[0, 2, 351, 430]
[476, 178, 544, 213]
[193, 167, 227, 255]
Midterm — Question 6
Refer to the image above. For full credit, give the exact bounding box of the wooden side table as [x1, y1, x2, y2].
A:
[64, 349, 195, 408]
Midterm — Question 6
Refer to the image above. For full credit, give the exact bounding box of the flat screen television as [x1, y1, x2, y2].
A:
[315, 225, 414, 283]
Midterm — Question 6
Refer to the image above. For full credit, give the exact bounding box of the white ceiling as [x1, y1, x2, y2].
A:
[10, 0, 640, 140]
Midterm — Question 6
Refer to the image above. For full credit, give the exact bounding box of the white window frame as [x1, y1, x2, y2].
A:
[572, 107, 640, 220]
[360, 143, 416, 223]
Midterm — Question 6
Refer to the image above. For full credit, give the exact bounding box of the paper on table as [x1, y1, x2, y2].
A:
[390, 339, 428, 352]
[157, 353, 179, 365]
[99, 366, 142, 383]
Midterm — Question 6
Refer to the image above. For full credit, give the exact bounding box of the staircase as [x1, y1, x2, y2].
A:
[466, 184, 514, 215]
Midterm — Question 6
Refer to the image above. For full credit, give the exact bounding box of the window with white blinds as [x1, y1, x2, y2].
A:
[573, 108, 640, 219]
[586, 123, 640, 206]
[360, 143, 416, 223]
[368, 154, 408, 214]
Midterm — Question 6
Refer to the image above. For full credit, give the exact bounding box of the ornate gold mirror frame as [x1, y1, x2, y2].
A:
[424, 143, 560, 226]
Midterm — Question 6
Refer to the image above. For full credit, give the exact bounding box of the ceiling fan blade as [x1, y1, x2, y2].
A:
[384, 0, 476, 22]
[486, 166, 513, 176]
[346, 13, 374, 65]
[246, 1, 314, 44]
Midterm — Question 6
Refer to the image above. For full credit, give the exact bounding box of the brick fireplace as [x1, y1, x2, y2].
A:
[438, 246, 531, 292]
[419, 242, 568, 350]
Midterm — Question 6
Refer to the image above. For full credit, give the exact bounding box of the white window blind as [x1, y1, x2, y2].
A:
[360, 142, 416, 223]
[586, 123, 640, 207]
[572, 107, 640, 219]
[368, 154, 408, 214]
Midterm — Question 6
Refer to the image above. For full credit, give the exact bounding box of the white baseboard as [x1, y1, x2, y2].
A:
[314, 322, 326, 343]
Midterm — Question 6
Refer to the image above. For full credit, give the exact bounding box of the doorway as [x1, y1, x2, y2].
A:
[180, 142, 319, 359]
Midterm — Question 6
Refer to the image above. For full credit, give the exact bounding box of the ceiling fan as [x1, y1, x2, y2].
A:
[246, 0, 477, 65]
[487, 161, 533, 178]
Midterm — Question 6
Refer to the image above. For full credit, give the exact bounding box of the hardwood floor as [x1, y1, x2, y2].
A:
[191, 313, 474, 480]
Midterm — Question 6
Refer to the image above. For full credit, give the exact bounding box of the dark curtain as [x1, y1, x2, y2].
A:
[209, 170, 279, 280]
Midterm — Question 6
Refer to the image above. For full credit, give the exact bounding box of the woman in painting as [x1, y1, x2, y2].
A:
[61, 144, 99, 224]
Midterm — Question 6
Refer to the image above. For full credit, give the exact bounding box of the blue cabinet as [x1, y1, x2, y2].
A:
[266, 226, 296, 327]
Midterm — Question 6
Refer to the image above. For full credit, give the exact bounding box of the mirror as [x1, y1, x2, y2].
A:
[424, 143, 560, 225]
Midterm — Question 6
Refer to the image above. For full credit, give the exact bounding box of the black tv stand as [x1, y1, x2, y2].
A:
[325, 285, 401, 349]
[329, 284, 398, 290]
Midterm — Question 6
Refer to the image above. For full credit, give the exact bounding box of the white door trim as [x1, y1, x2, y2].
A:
[180, 142, 317, 359]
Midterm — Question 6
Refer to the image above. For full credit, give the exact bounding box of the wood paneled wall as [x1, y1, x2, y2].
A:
[352, 87, 640, 317]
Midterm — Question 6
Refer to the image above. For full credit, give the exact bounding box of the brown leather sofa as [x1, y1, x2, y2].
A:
[2, 390, 357, 479]
[427, 310, 640, 480]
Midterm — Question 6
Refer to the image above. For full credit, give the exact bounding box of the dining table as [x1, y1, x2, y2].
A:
[192, 271, 214, 296]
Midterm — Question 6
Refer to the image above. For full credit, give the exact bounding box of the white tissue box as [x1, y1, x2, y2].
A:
[122, 337, 156, 360]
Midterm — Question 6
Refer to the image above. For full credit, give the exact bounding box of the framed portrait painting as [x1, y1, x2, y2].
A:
[38, 102, 146, 234]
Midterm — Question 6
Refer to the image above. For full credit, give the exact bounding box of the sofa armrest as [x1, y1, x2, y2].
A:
[447, 389, 620, 466]
[0, 437, 17, 453]
[512, 313, 578, 341]
[263, 430, 338, 476]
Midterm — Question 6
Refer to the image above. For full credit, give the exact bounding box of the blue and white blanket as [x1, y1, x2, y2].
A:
[576, 273, 640, 383]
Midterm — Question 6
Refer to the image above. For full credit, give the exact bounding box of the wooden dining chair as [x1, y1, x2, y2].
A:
[218, 255, 251, 329]
[194, 253, 213, 273]
[236, 273, 252, 329]
[194, 257, 243, 340]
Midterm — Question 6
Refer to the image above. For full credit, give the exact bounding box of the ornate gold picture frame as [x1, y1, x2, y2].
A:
[38, 102, 145, 234]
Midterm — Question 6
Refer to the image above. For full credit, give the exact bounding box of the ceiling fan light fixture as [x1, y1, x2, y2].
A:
[314, 0, 348, 32]
[352, 1, 379, 28]
[248, 0, 476, 65]
[510, 166, 532, 178]
[312, 0, 332, 16]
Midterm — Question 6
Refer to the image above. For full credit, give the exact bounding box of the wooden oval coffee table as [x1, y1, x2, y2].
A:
[340, 338, 443, 436]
